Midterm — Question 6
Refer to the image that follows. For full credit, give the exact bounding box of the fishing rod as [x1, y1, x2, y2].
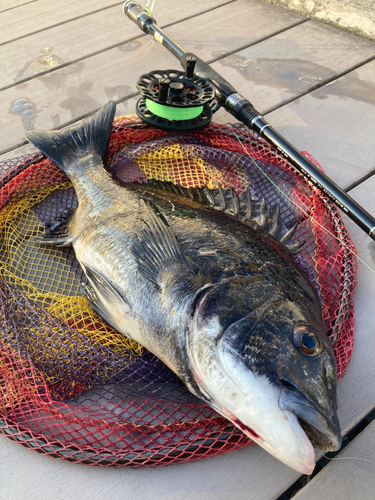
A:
[123, 0, 375, 242]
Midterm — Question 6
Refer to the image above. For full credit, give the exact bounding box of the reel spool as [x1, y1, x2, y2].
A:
[136, 56, 216, 131]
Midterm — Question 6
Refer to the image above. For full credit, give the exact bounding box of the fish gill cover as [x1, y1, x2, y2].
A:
[0, 116, 356, 466]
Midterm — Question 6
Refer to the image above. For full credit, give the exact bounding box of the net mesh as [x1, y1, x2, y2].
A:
[0, 116, 357, 466]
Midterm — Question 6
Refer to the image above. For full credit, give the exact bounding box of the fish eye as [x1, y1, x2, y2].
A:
[293, 326, 323, 356]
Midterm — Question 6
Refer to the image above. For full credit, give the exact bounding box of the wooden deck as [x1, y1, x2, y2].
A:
[1, 0, 375, 498]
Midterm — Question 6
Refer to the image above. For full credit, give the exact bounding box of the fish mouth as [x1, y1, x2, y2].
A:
[278, 382, 342, 453]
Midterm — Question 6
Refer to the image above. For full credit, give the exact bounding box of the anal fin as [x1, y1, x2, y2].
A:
[80, 264, 132, 333]
[80, 281, 119, 331]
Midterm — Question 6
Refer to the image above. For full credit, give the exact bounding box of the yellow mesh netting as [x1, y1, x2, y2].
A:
[0, 182, 144, 386]
[133, 143, 250, 191]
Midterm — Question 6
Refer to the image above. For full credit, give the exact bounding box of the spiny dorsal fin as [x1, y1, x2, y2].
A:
[147, 180, 217, 207]
[285, 239, 305, 254]
[144, 180, 303, 253]
[280, 220, 298, 243]
[268, 204, 281, 236]
[231, 188, 240, 215]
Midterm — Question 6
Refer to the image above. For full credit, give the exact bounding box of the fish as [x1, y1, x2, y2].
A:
[25, 101, 342, 474]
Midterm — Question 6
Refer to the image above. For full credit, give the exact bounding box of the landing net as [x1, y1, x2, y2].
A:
[0, 116, 357, 466]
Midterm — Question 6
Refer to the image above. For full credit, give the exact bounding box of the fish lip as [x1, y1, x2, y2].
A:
[278, 384, 342, 452]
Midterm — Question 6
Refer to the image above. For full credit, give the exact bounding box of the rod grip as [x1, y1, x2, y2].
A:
[235, 102, 262, 125]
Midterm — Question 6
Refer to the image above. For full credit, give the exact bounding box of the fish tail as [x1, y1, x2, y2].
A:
[25, 101, 116, 173]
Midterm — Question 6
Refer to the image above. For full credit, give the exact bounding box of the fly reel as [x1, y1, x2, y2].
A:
[136, 56, 217, 131]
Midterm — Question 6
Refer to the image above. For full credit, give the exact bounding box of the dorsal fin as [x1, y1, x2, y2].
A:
[137, 180, 303, 253]
[268, 204, 280, 236]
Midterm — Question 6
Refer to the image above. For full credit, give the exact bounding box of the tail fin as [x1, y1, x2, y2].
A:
[25, 101, 116, 173]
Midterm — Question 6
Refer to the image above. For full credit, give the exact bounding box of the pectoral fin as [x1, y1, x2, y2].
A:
[131, 201, 205, 303]
[131, 200, 193, 288]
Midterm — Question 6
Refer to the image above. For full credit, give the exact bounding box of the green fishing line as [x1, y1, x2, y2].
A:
[146, 99, 203, 120]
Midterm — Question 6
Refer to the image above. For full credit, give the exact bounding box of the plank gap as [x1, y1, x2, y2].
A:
[0, 1, 124, 48]
[160, 0, 237, 28]
[0, 141, 30, 157]
[206, 18, 309, 64]
[346, 171, 375, 193]
[0, 0, 37, 14]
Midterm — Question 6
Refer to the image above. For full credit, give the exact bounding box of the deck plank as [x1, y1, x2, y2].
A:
[0, 99, 139, 162]
[294, 420, 375, 499]
[1, 1, 375, 498]
[158, 0, 305, 60]
[0, 0, 233, 90]
[0, 0, 307, 156]
[210, 20, 375, 114]
[265, 59, 375, 190]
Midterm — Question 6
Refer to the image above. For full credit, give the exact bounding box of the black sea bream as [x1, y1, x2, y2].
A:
[26, 101, 342, 474]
